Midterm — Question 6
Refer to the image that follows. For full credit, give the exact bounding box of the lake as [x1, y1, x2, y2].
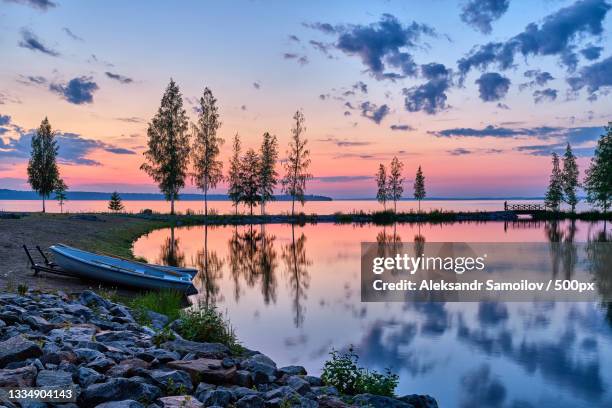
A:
[0, 198, 596, 214]
[133, 220, 612, 407]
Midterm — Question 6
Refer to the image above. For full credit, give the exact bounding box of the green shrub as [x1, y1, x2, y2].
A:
[17, 284, 28, 296]
[152, 326, 176, 348]
[321, 346, 399, 397]
[128, 290, 184, 325]
[178, 303, 243, 355]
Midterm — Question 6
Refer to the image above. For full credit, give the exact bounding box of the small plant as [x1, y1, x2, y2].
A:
[17, 283, 28, 296]
[321, 346, 399, 397]
[128, 290, 184, 324]
[178, 303, 243, 355]
[152, 326, 175, 348]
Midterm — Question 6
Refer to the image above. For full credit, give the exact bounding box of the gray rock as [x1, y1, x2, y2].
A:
[94, 400, 143, 408]
[264, 386, 299, 402]
[279, 366, 307, 376]
[48, 326, 97, 343]
[398, 394, 438, 408]
[0, 365, 38, 387]
[242, 354, 276, 384]
[0, 336, 43, 368]
[162, 339, 229, 359]
[64, 303, 93, 317]
[196, 388, 231, 407]
[35, 370, 74, 387]
[317, 395, 349, 407]
[149, 369, 193, 393]
[105, 358, 150, 378]
[228, 386, 258, 400]
[311, 386, 338, 396]
[137, 349, 180, 364]
[24, 315, 54, 333]
[286, 376, 311, 395]
[352, 393, 413, 408]
[303, 376, 322, 387]
[74, 348, 106, 363]
[80, 291, 112, 310]
[233, 370, 252, 387]
[236, 394, 264, 408]
[80, 378, 161, 407]
[146, 311, 169, 330]
[157, 396, 202, 408]
[77, 366, 104, 387]
[86, 357, 116, 373]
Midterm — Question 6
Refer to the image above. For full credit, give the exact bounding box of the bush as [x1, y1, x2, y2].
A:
[321, 346, 399, 397]
[178, 303, 243, 355]
[128, 290, 184, 325]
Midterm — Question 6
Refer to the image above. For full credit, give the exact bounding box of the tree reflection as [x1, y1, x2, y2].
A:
[545, 220, 578, 279]
[193, 225, 224, 306]
[586, 224, 612, 327]
[282, 224, 311, 328]
[158, 226, 185, 267]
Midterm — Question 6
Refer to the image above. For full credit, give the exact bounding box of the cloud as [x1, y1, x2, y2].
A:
[475, 72, 510, 101]
[253, 81, 261, 90]
[49, 76, 99, 104]
[519, 69, 554, 90]
[580, 45, 603, 60]
[318, 136, 371, 147]
[360, 101, 389, 124]
[460, 0, 510, 34]
[17, 75, 47, 86]
[115, 117, 143, 123]
[403, 63, 452, 114]
[313, 175, 371, 183]
[352, 81, 368, 93]
[515, 142, 595, 156]
[432, 124, 604, 143]
[567, 55, 612, 100]
[0, 130, 135, 165]
[457, 0, 611, 77]
[302, 22, 338, 34]
[0, 114, 11, 126]
[533, 88, 558, 103]
[448, 148, 473, 156]
[62, 27, 83, 41]
[390, 124, 414, 131]
[288, 34, 300, 42]
[105, 72, 133, 84]
[283, 53, 309, 65]
[309, 40, 332, 56]
[4, 0, 56, 11]
[18, 28, 60, 56]
[313, 14, 436, 80]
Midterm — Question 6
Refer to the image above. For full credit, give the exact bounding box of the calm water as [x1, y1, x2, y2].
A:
[133, 220, 612, 407]
[0, 199, 595, 214]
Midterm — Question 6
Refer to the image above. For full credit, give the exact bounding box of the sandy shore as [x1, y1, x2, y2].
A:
[0, 213, 154, 293]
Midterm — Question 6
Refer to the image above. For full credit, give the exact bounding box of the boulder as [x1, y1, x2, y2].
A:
[286, 376, 311, 395]
[279, 366, 307, 376]
[196, 387, 232, 407]
[162, 339, 229, 359]
[236, 394, 264, 408]
[94, 400, 143, 408]
[86, 357, 116, 373]
[74, 348, 106, 363]
[35, 370, 74, 387]
[352, 393, 413, 408]
[158, 396, 202, 408]
[77, 366, 104, 387]
[398, 394, 438, 408]
[317, 395, 350, 408]
[241, 354, 276, 384]
[79, 291, 112, 310]
[166, 358, 236, 385]
[0, 365, 38, 387]
[0, 336, 43, 368]
[136, 349, 180, 364]
[146, 311, 169, 330]
[80, 378, 161, 407]
[149, 369, 193, 393]
[24, 315, 55, 333]
[106, 358, 150, 378]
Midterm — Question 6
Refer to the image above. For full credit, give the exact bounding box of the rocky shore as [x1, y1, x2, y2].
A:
[0, 290, 438, 408]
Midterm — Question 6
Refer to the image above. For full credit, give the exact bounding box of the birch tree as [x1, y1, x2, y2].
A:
[27, 117, 61, 213]
[282, 110, 312, 217]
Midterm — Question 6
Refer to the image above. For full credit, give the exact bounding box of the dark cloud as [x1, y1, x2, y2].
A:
[318, 136, 371, 147]
[460, 0, 510, 34]
[432, 125, 604, 144]
[288, 34, 300, 42]
[283, 53, 309, 65]
[519, 69, 554, 90]
[580, 45, 603, 60]
[0, 130, 135, 165]
[241, 105, 247, 111]
[17, 75, 47, 86]
[302, 22, 338, 34]
[448, 148, 473, 156]
[105, 72, 133, 84]
[567, 55, 612, 100]
[315, 14, 435, 80]
[309, 40, 332, 56]
[4, 0, 56, 10]
[515, 142, 594, 156]
[62, 27, 83, 41]
[313, 175, 371, 183]
[533, 88, 558, 103]
[49, 76, 99, 104]
[352, 81, 368, 93]
[475, 72, 511, 101]
[496, 102, 510, 109]
[403, 63, 452, 114]
[390, 124, 414, 131]
[458, 0, 611, 77]
[18, 28, 60, 56]
[360, 101, 389, 124]
[0, 114, 11, 126]
[253, 81, 261, 90]
[115, 117, 143, 123]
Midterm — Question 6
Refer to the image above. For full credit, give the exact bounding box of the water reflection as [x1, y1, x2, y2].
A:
[157, 226, 185, 267]
[282, 224, 311, 328]
[192, 225, 224, 306]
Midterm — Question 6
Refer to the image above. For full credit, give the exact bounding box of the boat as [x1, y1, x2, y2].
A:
[49, 244, 197, 294]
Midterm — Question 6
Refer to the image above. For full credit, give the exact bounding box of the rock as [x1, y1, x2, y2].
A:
[162, 339, 229, 359]
[317, 395, 349, 408]
[136, 349, 180, 364]
[264, 386, 299, 402]
[196, 388, 232, 407]
[398, 394, 438, 408]
[86, 357, 116, 373]
[303, 376, 322, 387]
[77, 367, 104, 387]
[236, 394, 264, 408]
[149, 369, 193, 393]
[233, 370, 252, 387]
[24, 315, 55, 333]
[158, 396, 202, 408]
[80, 291, 112, 310]
[0, 336, 43, 368]
[109, 305, 134, 322]
[106, 358, 150, 378]
[279, 366, 307, 376]
[95, 331, 139, 343]
[80, 378, 161, 407]
[241, 354, 276, 384]
[352, 393, 413, 408]
[64, 303, 93, 317]
[221, 358, 235, 369]
[0, 365, 38, 387]
[228, 386, 258, 400]
[41, 350, 78, 366]
[94, 401, 143, 408]
[311, 386, 338, 396]
[286, 376, 311, 395]
[74, 348, 106, 363]
[48, 326, 97, 343]
[166, 359, 236, 385]
[146, 311, 169, 330]
[36, 370, 74, 387]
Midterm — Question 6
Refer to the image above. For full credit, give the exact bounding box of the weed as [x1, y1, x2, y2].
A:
[178, 303, 244, 355]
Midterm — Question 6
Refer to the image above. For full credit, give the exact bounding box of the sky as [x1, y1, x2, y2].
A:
[0, 0, 610, 198]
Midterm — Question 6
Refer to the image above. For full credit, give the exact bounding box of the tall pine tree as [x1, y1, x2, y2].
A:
[141, 79, 190, 215]
[387, 156, 404, 213]
[375, 164, 387, 210]
[584, 123, 612, 213]
[191, 87, 223, 217]
[27, 117, 61, 213]
[259, 132, 278, 215]
[545, 152, 563, 211]
[227, 133, 243, 215]
[562, 143, 580, 212]
[414, 165, 426, 212]
[282, 110, 312, 217]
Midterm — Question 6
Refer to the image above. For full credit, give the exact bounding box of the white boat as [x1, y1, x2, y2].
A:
[49, 244, 197, 294]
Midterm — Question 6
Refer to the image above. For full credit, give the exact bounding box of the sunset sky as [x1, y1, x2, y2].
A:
[0, 0, 610, 198]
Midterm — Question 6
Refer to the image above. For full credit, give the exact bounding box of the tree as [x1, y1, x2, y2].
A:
[282, 110, 312, 217]
[191, 87, 223, 217]
[259, 132, 279, 215]
[27, 117, 60, 213]
[545, 152, 563, 211]
[54, 179, 68, 213]
[227, 133, 243, 215]
[141, 79, 190, 215]
[387, 156, 404, 213]
[562, 143, 580, 212]
[414, 165, 426, 212]
[108, 191, 124, 213]
[375, 164, 388, 210]
[241, 148, 261, 215]
[584, 123, 612, 214]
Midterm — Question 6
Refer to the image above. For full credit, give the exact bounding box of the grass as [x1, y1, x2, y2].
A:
[127, 290, 184, 324]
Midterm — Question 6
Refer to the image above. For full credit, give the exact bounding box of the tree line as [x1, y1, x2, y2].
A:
[375, 157, 426, 212]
